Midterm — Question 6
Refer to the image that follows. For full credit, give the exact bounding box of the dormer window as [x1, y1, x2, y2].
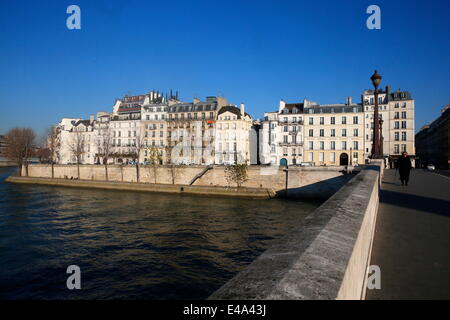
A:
[283, 109, 289, 114]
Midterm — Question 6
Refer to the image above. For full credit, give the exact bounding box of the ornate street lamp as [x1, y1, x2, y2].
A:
[370, 70, 382, 159]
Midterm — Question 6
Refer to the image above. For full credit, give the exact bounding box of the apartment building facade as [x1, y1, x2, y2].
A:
[54, 85, 415, 168]
[141, 100, 168, 164]
[362, 86, 415, 160]
[215, 104, 253, 165]
[56, 117, 96, 164]
[303, 99, 365, 166]
[109, 95, 143, 164]
[166, 96, 227, 165]
[260, 100, 305, 165]
[415, 103, 450, 169]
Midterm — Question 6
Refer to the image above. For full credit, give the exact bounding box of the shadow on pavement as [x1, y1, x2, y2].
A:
[380, 189, 450, 218]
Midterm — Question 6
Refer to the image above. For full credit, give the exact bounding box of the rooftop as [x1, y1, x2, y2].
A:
[217, 105, 251, 119]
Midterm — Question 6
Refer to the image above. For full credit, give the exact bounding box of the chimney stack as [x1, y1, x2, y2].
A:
[89, 114, 94, 123]
[346, 96, 352, 106]
[240, 103, 245, 117]
[279, 100, 285, 113]
[386, 85, 391, 96]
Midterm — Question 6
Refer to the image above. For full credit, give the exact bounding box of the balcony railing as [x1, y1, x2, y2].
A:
[279, 120, 304, 125]
[279, 142, 304, 146]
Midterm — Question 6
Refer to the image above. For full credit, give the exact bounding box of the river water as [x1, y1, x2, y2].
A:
[0, 167, 318, 299]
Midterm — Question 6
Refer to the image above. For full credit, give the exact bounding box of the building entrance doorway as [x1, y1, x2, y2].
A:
[339, 153, 349, 166]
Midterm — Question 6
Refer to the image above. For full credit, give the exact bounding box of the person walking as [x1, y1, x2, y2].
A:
[397, 151, 412, 186]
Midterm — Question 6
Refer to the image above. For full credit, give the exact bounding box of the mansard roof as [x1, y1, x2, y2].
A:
[304, 104, 363, 114]
[218, 105, 251, 119]
[168, 102, 218, 113]
[282, 103, 304, 114]
[388, 90, 412, 101]
[73, 120, 93, 127]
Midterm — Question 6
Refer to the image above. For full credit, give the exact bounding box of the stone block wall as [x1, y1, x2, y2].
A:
[22, 164, 353, 200]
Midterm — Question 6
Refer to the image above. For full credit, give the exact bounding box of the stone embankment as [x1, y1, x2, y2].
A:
[16, 164, 358, 201]
[5, 175, 275, 199]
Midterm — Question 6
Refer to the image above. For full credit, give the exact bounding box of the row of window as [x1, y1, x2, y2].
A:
[218, 142, 238, 152]
[307, 152, 359, 162]
[280, 117, 302, 123]
[394, 132, 408, 141]
[308, 141, 359, 151]
[112, 122, 138, 128]
[146, 123, 164, 129]
[218, 123, 237, 129]
[113, 131, 136, 138]
[394, 121, 408, 129]
[394, 102, 408, 108]
[394, 144, 408, 153]
[308, 128, 359, 137]
[145, 131, 164, 138]
[283, 126, 299, 132]
[394, 111, 408, 119]
[219, 115, 239, 121]
[168, 112, 214, 120]
[145, 140, 164, 147]
[112, 139, 136, 147]
[282, 136, 300, 143]
[282, 147, 301, 156]
[145, 114, 165, 121]
[111, 139, 166, 148]
[217, 133, 239, 140]
[307, 116, 359, 125]
[144, 107, 167, 112]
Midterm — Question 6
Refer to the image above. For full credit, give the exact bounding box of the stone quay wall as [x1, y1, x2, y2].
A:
[21, 164, 357, 200]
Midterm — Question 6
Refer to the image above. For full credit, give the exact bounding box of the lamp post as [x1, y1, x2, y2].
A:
[370, 70, 382, 159]
[379, 118, 384, 157]
[284, 164, 289, 199]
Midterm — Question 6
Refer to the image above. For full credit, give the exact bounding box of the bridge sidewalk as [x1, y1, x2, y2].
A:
[366, 169, 450, 299]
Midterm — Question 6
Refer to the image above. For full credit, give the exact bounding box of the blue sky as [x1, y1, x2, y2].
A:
[1, 0, 449, 137]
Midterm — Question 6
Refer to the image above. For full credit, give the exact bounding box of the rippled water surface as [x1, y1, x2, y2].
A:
[0, 167, 318, 299]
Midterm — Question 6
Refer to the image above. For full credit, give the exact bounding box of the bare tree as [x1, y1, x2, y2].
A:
[35, 147, 51, 163]
[68, 131, 86, 179]
[96, 126, 113, 181]
[46, 126, 60, 178]
[147, 146, 162, 183]
[164, 145, 178, 184]
[130, 132, 146, 183]
[4, 128, 36, 176]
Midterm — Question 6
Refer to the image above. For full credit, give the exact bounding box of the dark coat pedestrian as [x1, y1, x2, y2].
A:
[397, 152, 412, 185]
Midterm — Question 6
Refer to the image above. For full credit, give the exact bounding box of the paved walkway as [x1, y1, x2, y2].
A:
[366, 169, 450, 299]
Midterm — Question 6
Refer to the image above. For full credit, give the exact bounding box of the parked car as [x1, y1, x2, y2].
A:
[300, 162, 313, 167]
[427, 164, 436, 171]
